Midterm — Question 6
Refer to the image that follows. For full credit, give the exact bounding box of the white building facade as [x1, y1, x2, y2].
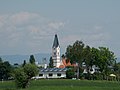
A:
[38, 68, 67, 79]
[52, 34, 61, 68]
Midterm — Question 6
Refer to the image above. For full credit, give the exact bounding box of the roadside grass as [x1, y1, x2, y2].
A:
[0, 79, 120, 90]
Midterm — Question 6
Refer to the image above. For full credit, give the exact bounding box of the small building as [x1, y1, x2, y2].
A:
[83, 65, 100, 74]
[38, 68, 67, 79]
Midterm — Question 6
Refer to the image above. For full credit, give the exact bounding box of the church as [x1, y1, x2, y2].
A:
[34, 34, 98, 79]
[37, 34, 66, 79]
[52, 34, 77, 68]
[37, 34, 76, 79]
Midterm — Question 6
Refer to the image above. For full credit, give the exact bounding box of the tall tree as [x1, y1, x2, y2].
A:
[66, 40, 85, 66]
[22, 60, 26, 67]
[93, 47, 117, 80]
[49, 57, 53, 68]
[29, 55, 35, 64]
[83, 46, 93, 76]
[65, 40, 85, 78]
[97, 47, 116, 73]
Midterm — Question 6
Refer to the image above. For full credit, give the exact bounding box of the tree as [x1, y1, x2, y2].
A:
[14, 63, 39, 88]
[0, 58, 12, 80]
[114, 62, 120, 80]
[49, 56, 53, 68]
[23, 63, 39, 79]
[14, 68, 28, 88]
[29, 55, 35, 64]
[22, 60, 26, 67]
[83, 46, 93, 79]
[66, 67, 75, 79]
[66, 40, 85, 66]
[93, 47, 116, 80]
[65, 40, 85, 79]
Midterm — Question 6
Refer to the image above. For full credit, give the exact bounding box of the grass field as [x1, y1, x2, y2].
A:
[0, 79, 120, 90]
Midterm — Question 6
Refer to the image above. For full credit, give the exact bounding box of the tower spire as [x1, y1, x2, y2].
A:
[52, 34, 60, 68]
[52, 34, 59, 48]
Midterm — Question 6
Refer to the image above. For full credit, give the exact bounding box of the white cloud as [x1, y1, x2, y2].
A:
[10, 12, 39, 24]
[60, 25, 110, 49]
[48, 22, 65, 30]
[0, 12, 65, 55]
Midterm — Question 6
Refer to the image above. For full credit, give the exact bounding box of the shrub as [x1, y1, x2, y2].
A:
[14, 68, 29, 88]
[66, 68, 75, 79]
[14, 63, 39, 88]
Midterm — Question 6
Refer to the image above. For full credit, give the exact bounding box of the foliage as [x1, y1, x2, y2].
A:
[49, 56, 54, 68]
[83, 46, 93, 74]
[14, 68, 29, 88]
[66, 40, 85, 65]
[66, 67, 75, 79]
[22, 60, 26, 67]
[29, 55, 35, 64]
[65, 40, 117, 80]
[14, 63, 39, 88]
[97, 47, 116, 74]
[65, 40, 85, 79]
[0, 57, 12, 80]
[23, 63, 39, 79]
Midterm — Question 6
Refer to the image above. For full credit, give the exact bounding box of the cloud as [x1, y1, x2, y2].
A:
[48, 22, 65, 30]
[60, 25, 110, 49]
[0, 12, 65, 55]
[10, 12, 40, 25]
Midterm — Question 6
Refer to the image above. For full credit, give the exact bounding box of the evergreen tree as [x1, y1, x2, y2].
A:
[22, 60, 26, 67]
[49, 57, 53, 68]
[29, 55, 35, 64]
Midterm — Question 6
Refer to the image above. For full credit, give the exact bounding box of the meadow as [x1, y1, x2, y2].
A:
[0, 79, 120, 90]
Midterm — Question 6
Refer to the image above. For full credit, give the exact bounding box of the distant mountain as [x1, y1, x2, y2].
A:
[0, 53, 50, 65]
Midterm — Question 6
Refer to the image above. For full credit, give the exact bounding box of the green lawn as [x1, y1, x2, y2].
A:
[0, 79, 120, 90]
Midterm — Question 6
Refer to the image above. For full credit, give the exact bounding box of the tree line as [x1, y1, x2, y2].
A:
[65, 40, 119, 80]
[0, 55, 38, 88]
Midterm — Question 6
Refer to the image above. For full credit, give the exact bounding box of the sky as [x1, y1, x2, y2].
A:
[0, 0, 120, 57]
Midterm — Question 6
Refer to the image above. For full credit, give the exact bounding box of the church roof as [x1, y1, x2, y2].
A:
[59, 59, 78, 68]
[53, 34, 59, 48]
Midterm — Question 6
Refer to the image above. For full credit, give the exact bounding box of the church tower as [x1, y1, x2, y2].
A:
[52, 34, 60, 68]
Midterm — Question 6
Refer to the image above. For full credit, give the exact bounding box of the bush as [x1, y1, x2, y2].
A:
[23, 63, 39, 79]
[14, 63, 39, 88]
[14, 68, 29, 88]
[66, 68, 75, 79]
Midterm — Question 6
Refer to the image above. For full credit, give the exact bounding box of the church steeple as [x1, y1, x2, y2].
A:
[52, 34, 59, 48]
[52, 34, 60, 68]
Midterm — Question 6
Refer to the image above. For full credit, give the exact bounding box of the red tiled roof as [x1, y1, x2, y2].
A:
[59, 59, 77, 68]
